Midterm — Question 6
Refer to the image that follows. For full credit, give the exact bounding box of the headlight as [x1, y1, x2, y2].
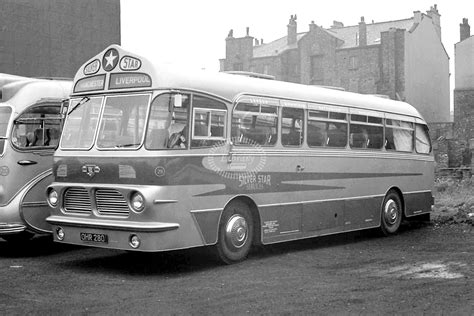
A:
[56, 227, 65, 241]
[130, 192, 145, 212]
[129, 234, 141, 249]
[48, 189, 58, 207]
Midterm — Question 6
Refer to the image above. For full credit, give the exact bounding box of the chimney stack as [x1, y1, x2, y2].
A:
[460, 18, 470, 42]
[359, 16, 367, 46]
[287, 14, 297, 45]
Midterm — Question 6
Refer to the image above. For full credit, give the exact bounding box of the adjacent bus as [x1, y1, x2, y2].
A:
[0, 74, 71, 242]
[46, 45, 433, 263]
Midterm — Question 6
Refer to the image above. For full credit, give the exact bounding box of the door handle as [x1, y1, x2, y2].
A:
[17, 160, 38, 166]
[296, 165, 305, 172]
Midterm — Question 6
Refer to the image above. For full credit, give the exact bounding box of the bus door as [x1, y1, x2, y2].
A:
[8, 102, 63, 232]
[302, 107, 348, 234]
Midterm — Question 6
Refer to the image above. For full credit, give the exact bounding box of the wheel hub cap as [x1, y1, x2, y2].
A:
[384, 199, 399, 225]
[225, 215, 248, 249]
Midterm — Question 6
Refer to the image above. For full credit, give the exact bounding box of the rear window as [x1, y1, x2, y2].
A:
[415, 124, 431, 154]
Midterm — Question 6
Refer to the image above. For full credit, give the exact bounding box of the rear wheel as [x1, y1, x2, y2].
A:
[380, 191, 402, 236]
[215, 200, 254, 264]
[1, 231, 34, 243]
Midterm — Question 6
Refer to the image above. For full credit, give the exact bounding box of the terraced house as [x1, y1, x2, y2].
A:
[220, 5, 450, 123]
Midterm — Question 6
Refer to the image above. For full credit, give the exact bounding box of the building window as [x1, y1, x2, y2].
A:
[233, 63, 243, 71]
[311, 55, 324, 85]
[349, 56, 358, 70]
[263, 64, 269, 75]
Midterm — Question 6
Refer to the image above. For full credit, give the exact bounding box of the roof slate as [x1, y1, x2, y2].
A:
[252, 18, 415, 57]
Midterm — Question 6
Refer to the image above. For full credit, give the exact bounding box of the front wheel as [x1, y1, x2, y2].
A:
[215, 200, 254, 264]
[380, 191, 402, 236]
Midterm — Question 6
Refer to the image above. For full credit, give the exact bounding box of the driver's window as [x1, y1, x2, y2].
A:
[12, 104, 62, 150]
[145, 93, 190, 150]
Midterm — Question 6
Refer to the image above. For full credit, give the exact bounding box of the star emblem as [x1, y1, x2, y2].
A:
[102, 48, 119, 71]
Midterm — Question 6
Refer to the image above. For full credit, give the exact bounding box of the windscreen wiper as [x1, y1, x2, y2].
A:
[68, 96, 90, 115]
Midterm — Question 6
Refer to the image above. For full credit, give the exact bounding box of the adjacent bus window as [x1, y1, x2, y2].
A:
[232, 101, 278, 146]
[281, 107, 304, 147]
[191, 95, 227, 148]
[97, 94, 149, 149]
[385, 120, 414, 152]
[307, 109, 347, 148]
[349, 115, 383, 149]
[415, 124, 431, 154]
[11, 104, 62, 150]
[0, 107, 12, 154]
[145, 93, 190, 150]
[61, 97, 102, 149]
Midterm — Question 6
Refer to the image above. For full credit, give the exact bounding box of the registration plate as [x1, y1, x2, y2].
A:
[80, 232, 108, 243]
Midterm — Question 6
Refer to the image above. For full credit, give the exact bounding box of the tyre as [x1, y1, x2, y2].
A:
[380, 191, 402, 236]
[1, 231, 34, 243]
[215, 200, 254, 264]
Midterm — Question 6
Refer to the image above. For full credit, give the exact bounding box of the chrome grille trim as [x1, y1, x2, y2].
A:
[64, 187, 92, 214]
[95, 189, 130, 216]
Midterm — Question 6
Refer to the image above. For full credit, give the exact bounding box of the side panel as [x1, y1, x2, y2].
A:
[302, 200, 344, 232]
[404, 191, 433, 217]
[343, 197, 382, 230]
[259, 203, 303, 244]
[20, 170, 53, 233]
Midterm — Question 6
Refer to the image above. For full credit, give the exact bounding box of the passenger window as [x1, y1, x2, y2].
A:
[415, 124, 431, 154]
[11, 104, 62, 150]
[349, 115, 383, 149]
[385, 120, 413, 152]
[191, 96, 227, 148]
[307, 109, 347, 148]
[145, 93, 190, 150]
[232, 101, 278, 146]
[281, 107, 304, 147]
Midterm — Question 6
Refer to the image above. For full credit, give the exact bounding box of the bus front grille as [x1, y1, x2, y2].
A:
[95, 189, 130, 217]
[63, 187, 92, 214]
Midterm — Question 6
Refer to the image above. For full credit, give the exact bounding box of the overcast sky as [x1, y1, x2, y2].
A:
[121, 0, 474, 108]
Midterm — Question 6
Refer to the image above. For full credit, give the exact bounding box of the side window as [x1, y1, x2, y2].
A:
[0, 107, 12, 155]
[385, 119, 414, 152]
[191, 95, 227, 148]
[12, 104, 62, 150]
[281, 107, 304, 147]
[307, 110, 347, 148]
[415, 124, 431, 154]
[145, 93, 190, 150]
[349, 114, 383, 149]
[232, 100, 278, 146]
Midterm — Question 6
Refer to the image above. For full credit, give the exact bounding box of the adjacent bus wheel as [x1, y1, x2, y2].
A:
[215, 200, 254, 264]
[1, 231, 34, 243]
[380, 191, 402, 236]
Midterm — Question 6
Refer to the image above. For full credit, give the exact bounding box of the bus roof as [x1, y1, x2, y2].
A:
[72, 45, 426, 122]
[0, 74, 71, 112]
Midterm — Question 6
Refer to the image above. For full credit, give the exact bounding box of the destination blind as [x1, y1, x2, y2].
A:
[109, 73, 152, 89]
[73, 75, 105, 93]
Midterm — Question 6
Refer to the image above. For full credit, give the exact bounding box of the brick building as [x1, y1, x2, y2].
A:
[0, 0, 120, 78]
[221, 5, 450, 124]
[453, 18, 474, 168]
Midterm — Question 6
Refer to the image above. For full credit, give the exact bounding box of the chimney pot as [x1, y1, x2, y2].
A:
[460, 18, 470, 42]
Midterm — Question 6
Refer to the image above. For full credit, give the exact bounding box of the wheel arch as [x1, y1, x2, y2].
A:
[383, 186, 405, 219]
[222, 195, 262, 246]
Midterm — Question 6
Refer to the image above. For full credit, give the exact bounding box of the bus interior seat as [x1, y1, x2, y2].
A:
[351, 133, 368, 148]
[47, 128, 60, 146]
[32, 128, 46, 146]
